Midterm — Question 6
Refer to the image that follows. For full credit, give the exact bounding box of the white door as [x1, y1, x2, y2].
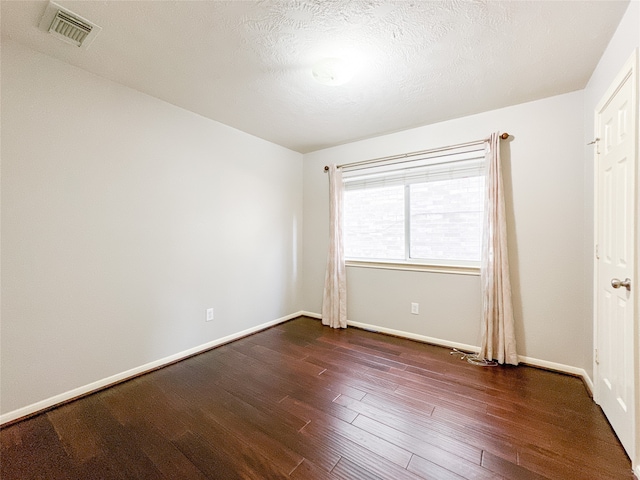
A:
[594, 52, 637, 460]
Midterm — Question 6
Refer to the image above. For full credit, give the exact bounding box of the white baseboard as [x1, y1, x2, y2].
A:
[0, 311, 301, 426]
[306, 313, 595, 392]
[347, 319, 481, 354]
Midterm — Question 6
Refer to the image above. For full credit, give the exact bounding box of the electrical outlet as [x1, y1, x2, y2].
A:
[206, 308, 214, 322]
[411, 303, 419, 315]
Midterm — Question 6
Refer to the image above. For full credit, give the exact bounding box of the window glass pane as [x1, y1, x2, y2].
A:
[409, 176, 484, 261]
[344, 185, 405, 260]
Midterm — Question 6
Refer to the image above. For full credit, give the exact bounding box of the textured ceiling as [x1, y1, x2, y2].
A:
[1, 0, 630, 153]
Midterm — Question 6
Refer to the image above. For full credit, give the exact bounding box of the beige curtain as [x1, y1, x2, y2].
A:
[322, 164, 347, 328]
[479, 133, 518, 365]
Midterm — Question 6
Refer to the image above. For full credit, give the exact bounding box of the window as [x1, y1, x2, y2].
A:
[343, 149, 485, 269]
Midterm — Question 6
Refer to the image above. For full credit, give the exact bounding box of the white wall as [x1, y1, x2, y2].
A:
[303, 90, 588, 371]
[582, 0, 639, 474]
[0, 40, 303, 417]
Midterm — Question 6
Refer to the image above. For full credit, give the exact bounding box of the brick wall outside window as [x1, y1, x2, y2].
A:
[410, 176, 484, 261]
[344, 175, 484, 263]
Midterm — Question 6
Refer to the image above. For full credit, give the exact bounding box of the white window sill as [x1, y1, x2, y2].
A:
[345, 260, 480, 276]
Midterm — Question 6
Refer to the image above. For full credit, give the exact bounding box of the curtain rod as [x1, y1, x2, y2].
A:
[323, 132, 510, 172]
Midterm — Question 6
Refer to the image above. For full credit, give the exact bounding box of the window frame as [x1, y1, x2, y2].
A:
[342, 151, 485, 274]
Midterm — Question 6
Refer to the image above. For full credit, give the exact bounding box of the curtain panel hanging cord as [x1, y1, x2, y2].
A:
[323, 132, 510, 172]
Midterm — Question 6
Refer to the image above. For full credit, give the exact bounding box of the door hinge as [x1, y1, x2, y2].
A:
[595, 348, 599, 365]
[595, 244, 600, 260]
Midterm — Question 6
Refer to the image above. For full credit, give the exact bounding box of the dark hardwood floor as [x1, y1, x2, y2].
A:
[0, 316, 633, 479]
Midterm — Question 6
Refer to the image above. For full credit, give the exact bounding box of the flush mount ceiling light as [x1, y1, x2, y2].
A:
[311, 58, 355, 86]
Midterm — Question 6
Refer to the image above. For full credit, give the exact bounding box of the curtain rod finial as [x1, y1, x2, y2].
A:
[324, 165, 329, 172]
[500, 133, 509, 140]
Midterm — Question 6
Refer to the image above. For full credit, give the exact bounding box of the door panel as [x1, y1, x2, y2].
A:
[594, 54, 636, 460]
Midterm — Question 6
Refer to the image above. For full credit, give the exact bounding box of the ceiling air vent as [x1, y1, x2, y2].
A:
[49, 11, 92, 46]
[38, 2, 102, 49]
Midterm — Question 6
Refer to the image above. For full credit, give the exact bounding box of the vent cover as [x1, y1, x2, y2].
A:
[38, 2, 102, 49]
[49, 10, 92, 46]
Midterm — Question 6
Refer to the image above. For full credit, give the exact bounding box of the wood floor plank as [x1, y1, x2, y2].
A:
[290, 458, 340, 480]
[176, 408, 298, 479]
[334, 392, 435, 429]
[172, 429, 283, 480]
[359, 399, 519, 465]
[121, 421, 209, 479]
[284, 387, 361, 424]
[331, 453, 425, 480]
[351, 414, 495, 478]
[0, 317, 632, 479]
[516, 441, 635, 480]
[393, 382, 490, 414]
[293, 413, 418, 478]
[481, 451, 550, 480]
[231, 339, 374, 405]
[229, 340, 324, 376]
[331, 345, 411, 370]
[0, 415, 82, 480]
[339, 334, 408, 357]
[46, 402, 102, 463]
[406, 454, 473, 480]
[331, 456, 386, 480]
[431, 403, 559, 449]
[272, 422, 344, 473]
[313, 364, 400, 397]
[301, 417, 414, 469]
[284, 394, 414, 470]
[316, 372, 369, 401]
[100, 379, 190, 440]
[308, 343, 394, 372]
[215, 375, 307, 429]
[243, 330, 314, 360]
[198, 400, 305, 474]
[75, 397, 167, 480]
[485, 401, 620, 446]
